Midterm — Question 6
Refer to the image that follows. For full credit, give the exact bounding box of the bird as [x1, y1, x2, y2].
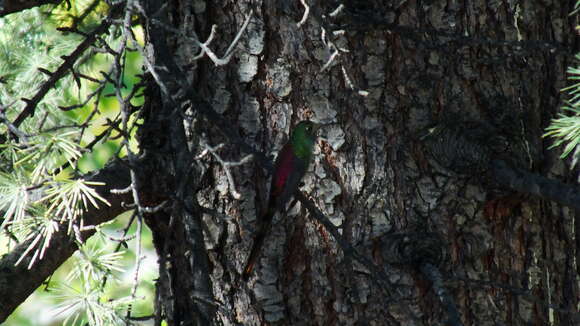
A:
[420, 119, 494, 175]
[242, 120, 319, 280]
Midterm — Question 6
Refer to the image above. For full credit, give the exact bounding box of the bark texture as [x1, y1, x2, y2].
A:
[162, 1, 578, 325]
[1, 1, 578, 325]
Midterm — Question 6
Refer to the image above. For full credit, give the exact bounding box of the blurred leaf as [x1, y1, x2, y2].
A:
[53, 283, 127, 326]
[0, 172, 29, 224]
[67, 243, 125, 284]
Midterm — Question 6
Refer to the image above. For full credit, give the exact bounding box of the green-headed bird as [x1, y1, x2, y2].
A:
[242, 120, 319, 280]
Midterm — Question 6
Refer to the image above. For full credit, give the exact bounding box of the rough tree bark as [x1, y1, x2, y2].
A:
[0, 0, 578, 325]
[157, 1, 576, 325]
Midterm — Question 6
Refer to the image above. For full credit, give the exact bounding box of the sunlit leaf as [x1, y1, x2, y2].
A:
[41, 178, 110, 227]
[0, 172, 29, 224]
[14, 215, 59, 269]
[53, 283, 127, 326]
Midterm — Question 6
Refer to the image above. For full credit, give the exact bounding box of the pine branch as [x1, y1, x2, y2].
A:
[491, 159, 580, 210]
[0, 160, 132, 323]
[10, 2, 124, 134]
[421, 119, 580, 210]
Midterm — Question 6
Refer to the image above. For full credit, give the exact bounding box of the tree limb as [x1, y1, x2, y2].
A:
[12, 2, 124, 130]
[139, 0, 216, 323]
[491, 159, 580, 210]
[0, 161, 132, 323]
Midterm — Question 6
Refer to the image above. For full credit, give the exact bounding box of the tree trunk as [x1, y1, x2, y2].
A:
[141, 0, 578, 325]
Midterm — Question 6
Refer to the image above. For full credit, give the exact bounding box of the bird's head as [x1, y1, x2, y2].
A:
[291, 120, 320, 143]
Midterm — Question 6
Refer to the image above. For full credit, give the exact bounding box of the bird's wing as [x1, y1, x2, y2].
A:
[242, 144, 308, 280]
[269, 144, 307, 211]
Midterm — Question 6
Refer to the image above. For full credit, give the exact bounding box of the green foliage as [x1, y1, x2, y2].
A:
[0, 1, 153, 325]
[544, 99, 580, 165]
[571, 0, 580, 16]
[0, 7, 82, 129]
[54, 283, 129, 326]
[15, 131, 83, 182]
[54, 241, 129, 326]
[42, 179, 109, 224]
[0, 170, 29, 222]
[66, 243, 126, 283]
[545, 3, 580, 168]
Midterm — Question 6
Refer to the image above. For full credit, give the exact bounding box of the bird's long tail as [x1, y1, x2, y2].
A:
[242, 210, 275, 280]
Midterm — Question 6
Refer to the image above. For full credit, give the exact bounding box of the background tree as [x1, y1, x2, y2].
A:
[0, 1, 579, 326]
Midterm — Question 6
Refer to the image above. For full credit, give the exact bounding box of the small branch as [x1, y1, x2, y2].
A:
[140, 200, 168, 214]
[319, 45, 340, 72]
[223, 9, 253, 59]
[420, 263, 463, 326]
[198, 139, 253, 200]
[101, 212, 138, 290]
[0, 161, 132, 323]
[192, 24, 218, 60]
[329, 4, 345, 17]
[297, 0, 310, 27]
[491, 159, 580, 210]
[341, 65, 368, 96]
[126, 212, 144, 320]
[58, 78, 107, 112]
[11, 3, 124, 132]
[111, 185, 133, 194]
[0, 101, 30, 141]
[318, 26, 350, 73]
[149, 10, 253, 66]
[295, 192, 394, 296]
